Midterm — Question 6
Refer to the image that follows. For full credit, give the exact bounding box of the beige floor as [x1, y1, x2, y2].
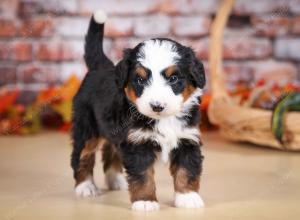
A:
[0, 132, 299, 220]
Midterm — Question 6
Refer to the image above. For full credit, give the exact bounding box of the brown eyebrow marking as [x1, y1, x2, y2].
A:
[135, 66, 147, 79]
[165, 65, 178, 77]
[124, 87, 137, 103]
[182, 84, 196, 101]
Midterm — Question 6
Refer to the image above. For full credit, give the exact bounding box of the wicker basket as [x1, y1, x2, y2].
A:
[207, 0, 300, 150]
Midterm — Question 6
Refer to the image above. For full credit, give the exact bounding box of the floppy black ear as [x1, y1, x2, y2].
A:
[115, 49, 131, 88]
[188, 49, 206, 89]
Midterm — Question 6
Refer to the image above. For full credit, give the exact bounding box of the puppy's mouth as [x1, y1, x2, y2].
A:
[144, 110, 177, 120]
[147, 112, 164, 119]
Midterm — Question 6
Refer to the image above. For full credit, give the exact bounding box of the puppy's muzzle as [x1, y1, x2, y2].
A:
[150, 102, 165, 113]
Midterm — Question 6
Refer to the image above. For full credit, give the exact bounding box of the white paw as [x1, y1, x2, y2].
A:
[132, 201, 160, 211]
[75, 179, 100, 197]
[105, 168, 128, 190]
[174, 192, 204, 208]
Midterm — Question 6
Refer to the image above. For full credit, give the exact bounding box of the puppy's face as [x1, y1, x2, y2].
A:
[117, 39, 205, 119]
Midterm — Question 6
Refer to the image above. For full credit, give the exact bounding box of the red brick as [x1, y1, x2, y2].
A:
[19, 18, 54, 37]
[223, 60, 297, 87]
[0, 19, 17, 37]
[11, 41, 33, 62]
[18, 64, 59, 85]
[0, 42, 11, 60]
[0, 65, 17, 86]
[36, 42, 72, 61]
[105, 17, 134, 38]
[251, 15, 291, 37]
[233, 0, 289, 15]
[0, 41, 32, 62]
[193, 37, 272, 60]
[172, 16, 211, 37]
[134, 15, 171, 37]
[291, 16, 300, 34]
[36, 40, 83, 61]
[223, 37, 272, 59]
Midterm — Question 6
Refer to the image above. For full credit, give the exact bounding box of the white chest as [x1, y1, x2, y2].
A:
[128, 117, 200, 162]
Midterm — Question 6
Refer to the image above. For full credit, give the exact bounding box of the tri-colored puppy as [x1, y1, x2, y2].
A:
[71, 10, 206, 211]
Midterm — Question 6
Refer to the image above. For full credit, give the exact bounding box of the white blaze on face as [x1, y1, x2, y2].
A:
[136, 40, 182, 119]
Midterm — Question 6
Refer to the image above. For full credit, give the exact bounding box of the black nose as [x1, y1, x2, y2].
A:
[150, 103, 164, 112]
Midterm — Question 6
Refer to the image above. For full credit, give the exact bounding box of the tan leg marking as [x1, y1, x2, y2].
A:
[75, 138, 101, 186]
[129, 165, 157, 202]
[170, 166, 200, 193]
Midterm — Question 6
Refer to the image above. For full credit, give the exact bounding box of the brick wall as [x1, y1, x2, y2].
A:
[0, 0, 300, 104]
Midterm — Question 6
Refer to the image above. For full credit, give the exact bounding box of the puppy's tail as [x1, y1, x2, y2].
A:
[84, 10, 111, 70]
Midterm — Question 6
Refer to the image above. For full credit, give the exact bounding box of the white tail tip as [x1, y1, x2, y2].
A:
[93, 10, 107, 24]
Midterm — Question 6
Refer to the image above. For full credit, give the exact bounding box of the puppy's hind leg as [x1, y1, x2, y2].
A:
[71, 106, 101, 197]
[102, 143, 127, 190]
[72, 137, 101, 197]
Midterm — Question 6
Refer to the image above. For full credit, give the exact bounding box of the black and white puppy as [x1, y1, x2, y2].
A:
[71, 10, 206, 211]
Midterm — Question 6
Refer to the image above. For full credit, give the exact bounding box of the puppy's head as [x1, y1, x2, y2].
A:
[116, 38, 205, 119]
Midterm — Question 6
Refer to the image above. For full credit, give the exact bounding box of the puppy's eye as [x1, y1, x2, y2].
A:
[137, 77, 146, 86]
[169, 75, 178, 84]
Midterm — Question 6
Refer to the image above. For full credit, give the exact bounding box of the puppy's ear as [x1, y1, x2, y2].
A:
[115, 49, 132, 88]
[188, 49, 206, 89]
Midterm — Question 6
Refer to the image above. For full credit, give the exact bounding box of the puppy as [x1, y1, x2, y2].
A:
[71, 10, 206, 211]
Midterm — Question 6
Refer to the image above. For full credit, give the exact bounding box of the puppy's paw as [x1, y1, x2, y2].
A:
[174, 192, 204, 208]
[132, 201, 160, 211]
[105, 169, 128, 190]
[75, 179, 101, 197]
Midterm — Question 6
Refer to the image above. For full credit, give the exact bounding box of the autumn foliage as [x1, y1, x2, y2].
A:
[0, 75, 80, 135]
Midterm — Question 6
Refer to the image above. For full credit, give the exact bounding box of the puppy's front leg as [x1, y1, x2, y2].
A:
[170, 139, 204, 208]
[120, 141, 159, 211]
